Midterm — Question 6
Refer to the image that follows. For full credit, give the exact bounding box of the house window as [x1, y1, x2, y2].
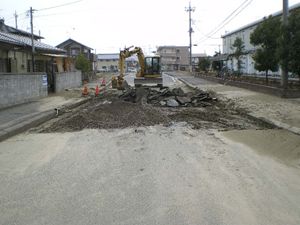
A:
[176, 49, 180, 53]
[71, 48, 79, 56]
[35, 60, 45, 72]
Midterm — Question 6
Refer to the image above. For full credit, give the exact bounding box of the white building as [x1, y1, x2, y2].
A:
[222, 2, 300, 76]
[96, 54, 138, 72]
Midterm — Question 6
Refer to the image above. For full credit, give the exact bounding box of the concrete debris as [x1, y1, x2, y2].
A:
[172, 88, 185, 97]
[160, 101, 167, 106]
[119, 87, 217, 107]
[167, 99, 179, 107]
[176, 96, 191, 105]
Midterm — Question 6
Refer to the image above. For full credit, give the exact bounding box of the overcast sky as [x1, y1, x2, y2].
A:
[1, 0, 300, 55]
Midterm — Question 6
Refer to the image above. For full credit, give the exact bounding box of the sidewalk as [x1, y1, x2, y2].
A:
[0, 77, 112, 142]
[171, 72, 300, 135]
[0, 90, 90, 142]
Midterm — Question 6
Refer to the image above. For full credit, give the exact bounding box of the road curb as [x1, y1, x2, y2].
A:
[0, 97, 91, 142]
[178, 77, 300, 135]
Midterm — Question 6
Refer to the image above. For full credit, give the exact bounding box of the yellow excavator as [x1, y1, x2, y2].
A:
[112, 46, 163, 89]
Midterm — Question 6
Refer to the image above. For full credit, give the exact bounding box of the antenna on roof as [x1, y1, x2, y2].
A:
[14, 10, 18, 29]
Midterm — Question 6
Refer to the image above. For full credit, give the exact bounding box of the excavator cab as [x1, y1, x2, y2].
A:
[144, 56, 161, 76]
[134, 56, 163, 87]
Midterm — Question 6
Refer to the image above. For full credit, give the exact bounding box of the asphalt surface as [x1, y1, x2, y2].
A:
[1, 126, 300, 225]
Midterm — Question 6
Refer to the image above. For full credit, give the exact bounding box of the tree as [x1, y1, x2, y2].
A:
[212, 52, 223, 72]
[250, 16, 281, 84]
[231, 37, 245, 76]
[286, 8, 300, 80]
[75, 53, 91, 73]
[198, 57, 211, 72]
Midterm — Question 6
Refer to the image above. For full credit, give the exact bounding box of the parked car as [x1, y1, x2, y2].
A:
[98, 68, 107, 72]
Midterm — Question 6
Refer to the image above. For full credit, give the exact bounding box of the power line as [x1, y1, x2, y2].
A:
[197, 0, 254, 44]
[194, 23, 220, 40]
[199, 0, 252, 42]
[37, 0, 83, 11]
[208, 0, 250, 35]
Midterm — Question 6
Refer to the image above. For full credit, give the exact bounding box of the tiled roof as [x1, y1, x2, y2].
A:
[192, 53, 207, 58]
[97, 53, 137, 61]
[0, 19, 43, 39]
[0, 31, 65, 54]
[157, 46, 189, 51]
[57, 38, 93, 50]
[97, 54, 119, 60]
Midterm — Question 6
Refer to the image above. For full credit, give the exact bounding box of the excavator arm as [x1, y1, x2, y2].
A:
[112, 46, 162, 89]
[118, 46, 145, 79]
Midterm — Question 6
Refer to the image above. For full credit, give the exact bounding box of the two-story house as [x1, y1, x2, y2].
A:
[56, 39, 96, 69]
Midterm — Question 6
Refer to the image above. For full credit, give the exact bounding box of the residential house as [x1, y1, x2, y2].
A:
[0, 19, 65, 73]
[192, 53, 208, 71]
[0, 20, 82, 108]
[56, 38, 96, 71]
[97, 54, 119, 72]
[96, 53, 138, 73]
[221, 2, 300, 76]
[157, 46, 189, 71]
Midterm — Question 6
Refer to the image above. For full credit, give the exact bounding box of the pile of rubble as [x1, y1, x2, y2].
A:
[119, 87, 217, 107]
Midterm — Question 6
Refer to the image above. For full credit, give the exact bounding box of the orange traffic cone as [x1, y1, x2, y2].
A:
[101, 78, 106, 86]
[95, 85, 99, 96]
[82, 85, 89, 96]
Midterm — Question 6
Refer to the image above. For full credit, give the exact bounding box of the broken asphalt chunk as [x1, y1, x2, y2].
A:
[176, 96, 191, 105]
[166, 99, 179, 107]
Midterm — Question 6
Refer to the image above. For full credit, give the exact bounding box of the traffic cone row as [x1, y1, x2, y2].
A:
[82, 78, 106, 97]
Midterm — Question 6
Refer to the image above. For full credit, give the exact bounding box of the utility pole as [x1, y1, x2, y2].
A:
[30, 7, 35, 72]
[14, 10, 18, 29]
[281, 0, 289, 91]
[185, 1, 195, 72]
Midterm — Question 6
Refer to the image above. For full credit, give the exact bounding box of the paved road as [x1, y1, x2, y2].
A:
[124, 73, 178, 87]
[1, 125, 300, 225]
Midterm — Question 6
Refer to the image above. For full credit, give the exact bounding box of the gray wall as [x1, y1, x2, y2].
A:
[0, 73, 48, 109]
[55, 71, 82, 93]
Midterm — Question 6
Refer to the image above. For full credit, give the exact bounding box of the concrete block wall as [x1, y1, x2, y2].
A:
[55, 71, 82, 93]
[0, 73, 48, 109]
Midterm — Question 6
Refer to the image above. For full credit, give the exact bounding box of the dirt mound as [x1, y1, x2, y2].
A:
[41, 98, 171, 132]
[38, 89, 275, 133]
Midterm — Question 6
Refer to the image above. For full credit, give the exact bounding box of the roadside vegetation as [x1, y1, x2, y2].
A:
[207, 9, 300, 88]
